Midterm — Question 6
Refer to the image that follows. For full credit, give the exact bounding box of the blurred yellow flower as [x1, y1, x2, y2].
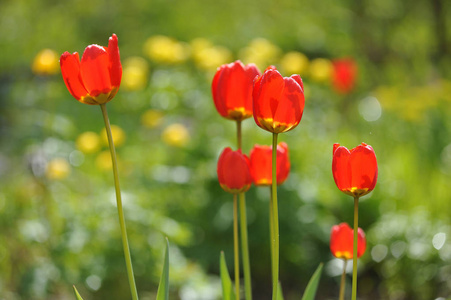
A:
[190, 38, 213, 55]
[76, 131, 101, 154]
[195, 46, 233, 72]
[280, 51, 309, 76]
[96, 151, 113, 171]
[100, 125, 126, 147]
[122, 56, 149, 91]
[239, 38, 281, 70]
[46, 158, 70, 180]
[32, 49, 60, 75]
[309, 58, 333, 82]
[162, 123, 190, 147]
[141, 109, 163, 128]
[144, 35, 190, 64]
[190, 38, 232, 71]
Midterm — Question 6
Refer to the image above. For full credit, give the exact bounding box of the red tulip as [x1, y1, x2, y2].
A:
[330, 223, 366, 259]
[332, 143, 378, 197]
[253, 67, 305, 133]
[331, 58, 357, 94]
[60, 34, 122, 105]
[217, 147, 252, 194]
[249, 142, 290, 186]
[212, 60, 261, 121]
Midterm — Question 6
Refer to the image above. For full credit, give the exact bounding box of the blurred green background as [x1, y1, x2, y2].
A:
[1, 0, 451, 299]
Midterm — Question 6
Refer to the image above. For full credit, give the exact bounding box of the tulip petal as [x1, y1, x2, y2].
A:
[357, 228, 367, 257]
[332, 146, 351, 192]
[217, 148, 252, 193]
[330, 223, 366, 259]
[60, 52, 88, 100]
[272, 76, 305, 131]
[108, 34, 122, 87]
[349, 144, 378, 192]
[212, 61, 259, 120]
[253, 69, 284, 126]
[250, 145, 272, 185]
[80, 45, 112, 97]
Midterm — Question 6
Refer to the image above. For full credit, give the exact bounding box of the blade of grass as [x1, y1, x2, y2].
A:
[277, 282, 284, 300]
[220, 251, 236, 300]
[301, 263, 323, 300]
[72, 285, 84, 300]
[156, 238, 170, 300]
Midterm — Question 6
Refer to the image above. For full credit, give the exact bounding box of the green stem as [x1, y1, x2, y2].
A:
[271, 133, 279, 300]
[100, 104, 138, 300]
[236, 120, 242, 150]
[339, 259, 347, 300]
[233, 194, 240, 299]
[269, 186, 275, 280]
[239, 192, 252, 300]
[351, 196, 359, 300]
[236, 119, 252, 299]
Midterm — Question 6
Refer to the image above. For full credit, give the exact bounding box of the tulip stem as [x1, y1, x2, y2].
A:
[236, 120, 242, 150]
[351, 196, 359, 300]
[339, 259, 348, 300]
[271, 133, 279, 300]
[236, 119, 252, 299]
[100, 104, 139, 300]
[239, 192, 252, 300]
[233, 194, 240, 299]
[269, 186, 275, 279]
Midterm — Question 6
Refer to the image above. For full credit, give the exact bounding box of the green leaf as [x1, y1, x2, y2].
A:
[156, 238, 170, 300]
[219, 251, 235, 300]
[277, 282, 285, 300]
[301, 263, 323, 300]
[72, 285, 84, 300]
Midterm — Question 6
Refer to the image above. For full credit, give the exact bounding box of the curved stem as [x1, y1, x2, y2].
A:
[239, 192, 252, 300]
[351, 196, 359, 300]
[233, 194, 240, 299]
[339, 259, 348, 300]
[100, 104, 138, 300]
[271, 133, 279, 300]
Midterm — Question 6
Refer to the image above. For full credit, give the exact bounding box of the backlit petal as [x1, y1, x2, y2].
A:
[108, 34, 122, 87]
[60, 52, 88, 100]
[349, 143, 378, 191]
[332, 145, 351, 192]
[272, 76, 304, 131]
[80, 45, 112, 97]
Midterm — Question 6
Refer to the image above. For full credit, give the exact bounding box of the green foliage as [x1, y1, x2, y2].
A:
[156, 238, 170, 300]
[219, 252, 235, 300]
[301, 263, 323, 300]
[73, 286, 84, 300]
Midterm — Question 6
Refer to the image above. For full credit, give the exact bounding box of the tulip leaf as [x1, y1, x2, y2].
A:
[156, 238, 170, 300]
[277, 282, 285, 300]
[220, 251, 235, 300]
[72, 285, 84, 300]
[301, 263, 323, 300]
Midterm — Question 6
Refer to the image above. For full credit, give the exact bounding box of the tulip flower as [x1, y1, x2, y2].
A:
[217, 147, 252, 194]
[332, 142, 376, 300]
[332, 143, 378, 198]
[332, 58, 357, 94]
[330, 223, 366, 260]
[212, 60, 261, 121]
[253, 67, 305, 133]
[331, 223, 366, 300]
[60, 34, 122, 105]
[249, 142, 290, 186]
[60, 35, 138, 300]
